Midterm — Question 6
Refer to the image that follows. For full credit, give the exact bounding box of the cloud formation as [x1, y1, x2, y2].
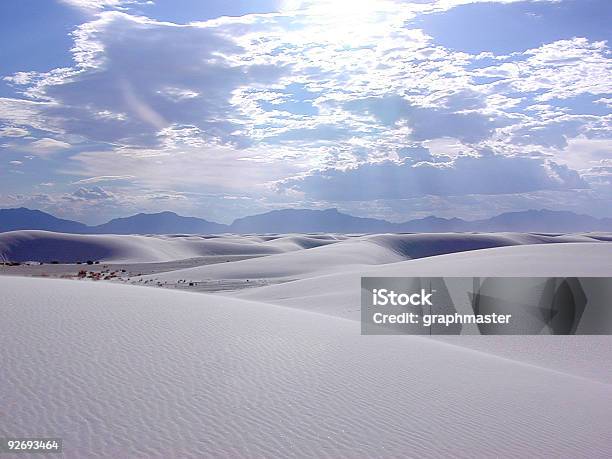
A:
[278, 154, 588, 200]
[0, 0, 609, 222]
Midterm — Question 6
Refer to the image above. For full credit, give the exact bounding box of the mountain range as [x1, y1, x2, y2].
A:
[1, 207, 611, 234]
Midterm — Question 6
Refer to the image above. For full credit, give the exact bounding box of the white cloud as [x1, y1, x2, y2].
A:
[0, 98, 62, 134]
[0, 126, 29, 138]
[482, 38, 612, 102]
[64, 142, 305, 194]
[157, 87, 201, 101]
[595, 98, 612, 108]
[556, 136, 612, 173]
[69, 186, 116, 201]
[58, 0, 152, 13]
[28, 138, 72, 155]
[95, 110, 127, 121]
[73, 175, 135, 184]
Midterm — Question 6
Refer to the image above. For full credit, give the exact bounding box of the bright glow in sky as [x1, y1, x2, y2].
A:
[0, 0, 610, 223]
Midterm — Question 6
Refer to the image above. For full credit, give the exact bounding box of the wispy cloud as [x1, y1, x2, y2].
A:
[73, 175, 136, 184]
[58, 0, 153, 13]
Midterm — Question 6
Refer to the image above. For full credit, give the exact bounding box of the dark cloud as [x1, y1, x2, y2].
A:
[33, 13, 288, 148]
[345, 95, 496, 143]
[279, 154, 589, 200]
[510, 117, 590, 149]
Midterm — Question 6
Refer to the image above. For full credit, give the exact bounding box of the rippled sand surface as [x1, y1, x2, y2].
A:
[2, 276, 612, 458]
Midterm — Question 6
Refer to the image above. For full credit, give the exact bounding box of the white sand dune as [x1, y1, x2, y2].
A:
[233, 242, 612, 319]
[2, 276, 612, 458]
[0, 230, 289, 263]
[141, 236, 405, 282]
[260, 234, 346, 251]
[0, 229, 601, 266]
[143, 232, 608, 284]
[228, 243, 612, 385]
[365, 231, 595, 258]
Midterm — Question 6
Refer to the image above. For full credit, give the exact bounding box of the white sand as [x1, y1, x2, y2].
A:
[232, 242, 612, 319]
[0, 230, 600, 266]
[2, 232, 612, 457]
[228, 242, 612, 385]
[0, 230, 290, 263]
[140, 232, 598, 283]
[2, 276, 612, 458]
[140, 236, 404, 281]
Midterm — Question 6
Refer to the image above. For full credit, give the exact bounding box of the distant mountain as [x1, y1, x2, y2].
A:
[473, 209, 612, 233]
[0, 207, 610, 234]
[0, 208, 89, 233]
[0, 208, 228, 235]
[93, 211, 229, 234]
[230, 208, 612, 233]
[230, 208, 392, 233]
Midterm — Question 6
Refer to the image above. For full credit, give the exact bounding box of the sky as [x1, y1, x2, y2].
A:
[0, 0, 610, 224]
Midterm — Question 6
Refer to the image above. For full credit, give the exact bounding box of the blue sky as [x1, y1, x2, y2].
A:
[0, 0, 610, 224]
